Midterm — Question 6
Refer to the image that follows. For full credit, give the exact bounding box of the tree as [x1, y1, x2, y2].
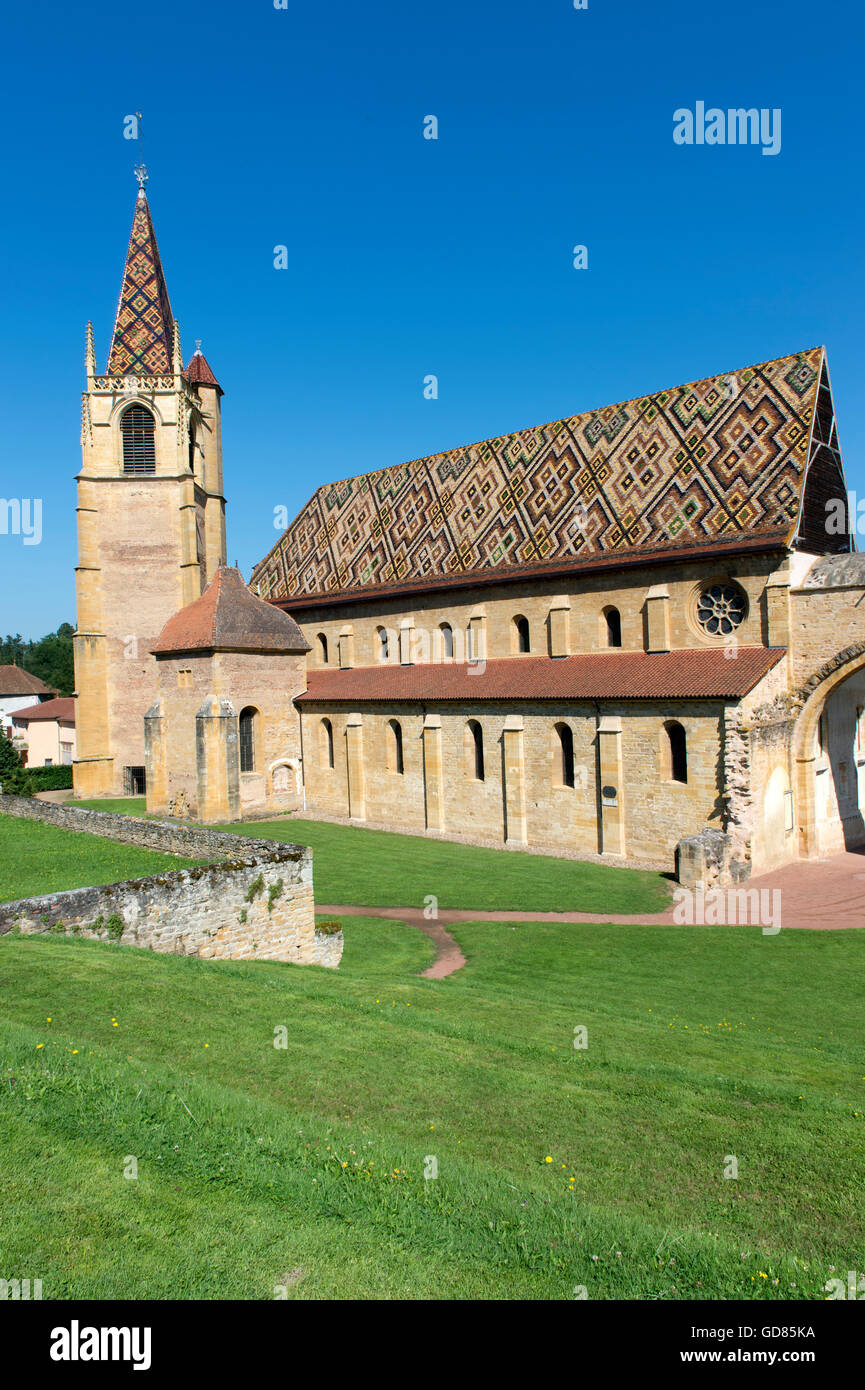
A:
[0, 623, 75, 696]
[0, 728, 30, 795]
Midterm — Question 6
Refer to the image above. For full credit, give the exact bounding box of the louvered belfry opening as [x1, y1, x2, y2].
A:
[121, 405, 156, 474]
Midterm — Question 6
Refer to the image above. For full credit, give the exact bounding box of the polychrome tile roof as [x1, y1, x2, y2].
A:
[253, 348, 837, 603]
[107, 192, 175, 375]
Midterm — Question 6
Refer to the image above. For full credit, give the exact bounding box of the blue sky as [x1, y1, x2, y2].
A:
[1, 0, 863, 635]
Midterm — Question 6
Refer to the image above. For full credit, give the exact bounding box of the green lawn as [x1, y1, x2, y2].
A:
[73, 799, 670, 914]
[0, 919, 862, 1299]
[220, 817, 669, 914]
[72, 798, 148, 818]
[0, 814, 209, 904]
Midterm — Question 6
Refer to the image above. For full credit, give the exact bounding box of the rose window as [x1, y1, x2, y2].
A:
[696, 582, 747, 636]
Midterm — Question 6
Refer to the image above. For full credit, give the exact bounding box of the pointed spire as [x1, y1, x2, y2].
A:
[85, 321, 96, 378]
[184, 344, 222, 394]
[172, 320, 182, 375]
[106, 188, 174, 375]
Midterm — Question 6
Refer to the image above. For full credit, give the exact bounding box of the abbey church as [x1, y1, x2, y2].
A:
[73, 181, 865, 883]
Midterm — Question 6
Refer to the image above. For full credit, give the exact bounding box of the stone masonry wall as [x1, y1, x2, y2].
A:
[0, 796, 335, 967]
[301, 697, 726, 866]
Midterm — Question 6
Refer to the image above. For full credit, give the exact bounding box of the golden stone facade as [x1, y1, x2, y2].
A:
[74, 184, 865, 882]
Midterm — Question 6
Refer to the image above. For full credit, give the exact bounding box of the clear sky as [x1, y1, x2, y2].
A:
[1, 0, 863, 636]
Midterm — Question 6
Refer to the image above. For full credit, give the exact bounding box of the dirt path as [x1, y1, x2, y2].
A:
[317, 847, 865, 978]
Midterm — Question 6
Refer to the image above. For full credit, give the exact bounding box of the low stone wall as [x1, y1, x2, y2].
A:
[0, 795, 340, 968]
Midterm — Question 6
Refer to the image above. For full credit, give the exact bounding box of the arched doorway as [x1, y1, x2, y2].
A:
[793, 648, 865, 858]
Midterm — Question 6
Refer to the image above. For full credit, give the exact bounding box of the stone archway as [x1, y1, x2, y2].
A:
[792, 643, 865, 859]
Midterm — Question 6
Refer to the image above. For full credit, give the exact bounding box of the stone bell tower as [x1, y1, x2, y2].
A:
[73, 168, 227, 798]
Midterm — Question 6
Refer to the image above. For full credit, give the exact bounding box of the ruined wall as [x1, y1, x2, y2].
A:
[0, 796, 335, 966]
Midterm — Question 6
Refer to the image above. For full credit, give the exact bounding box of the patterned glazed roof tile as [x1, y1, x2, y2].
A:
[152, 567, 311, 655]
[0, 666, 57, 697]
[297, 648, 786, 703]
[107, 192, 174, 375]
[279, 534, 788, 614]
[253, 348, 844, 603]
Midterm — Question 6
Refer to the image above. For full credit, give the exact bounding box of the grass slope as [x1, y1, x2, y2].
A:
[72, 799, 669, 914]
[216, 816, 669, 914]
[0, 813, 208, 904]
[1, 918, 862, 1299]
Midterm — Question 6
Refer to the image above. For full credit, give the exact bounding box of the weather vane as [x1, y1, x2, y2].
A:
[133, 111, 147, 191]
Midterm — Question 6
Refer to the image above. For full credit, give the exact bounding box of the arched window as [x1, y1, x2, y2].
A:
[316, 633, 329, 665]
[513, 615, 531, 654]
[188, 423, 196, 474]
[664, 721, 687, 784]
[376, 626, 390, 663]
[320, 717, 334, 769]
[439, 622, 454, 661]
[239, 707, 258, 773]
[603, 607, 622, 648]
[467, 719, 485, 781]
[554, 722, 575, 788]
[387, 718, 404, 774]
[121, 405, 156, 474]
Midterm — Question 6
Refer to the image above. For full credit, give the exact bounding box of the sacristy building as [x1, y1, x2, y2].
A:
[73, 181, 865, 881]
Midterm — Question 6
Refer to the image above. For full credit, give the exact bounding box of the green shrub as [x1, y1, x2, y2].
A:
[106, 913, 125, 941]
[315, 918, 343, 936]
[28, 766, 73, 792]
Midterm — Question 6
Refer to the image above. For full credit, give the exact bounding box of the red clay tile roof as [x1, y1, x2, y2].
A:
[152, 566, 311, 655]
[297, 648, 786, 704]
[184, 349, 222, 392]
[0, 666, 57, 697]
[12, 697, 76, 723]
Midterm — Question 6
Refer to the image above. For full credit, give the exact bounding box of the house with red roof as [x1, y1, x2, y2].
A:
[11, 696, 76, 767]
[0, 665, 57, 739]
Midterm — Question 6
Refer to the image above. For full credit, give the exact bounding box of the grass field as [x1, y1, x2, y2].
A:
[71, 800, 669, 914]
[1, 917, 862, 1299]
[0, 813, 208, 904]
